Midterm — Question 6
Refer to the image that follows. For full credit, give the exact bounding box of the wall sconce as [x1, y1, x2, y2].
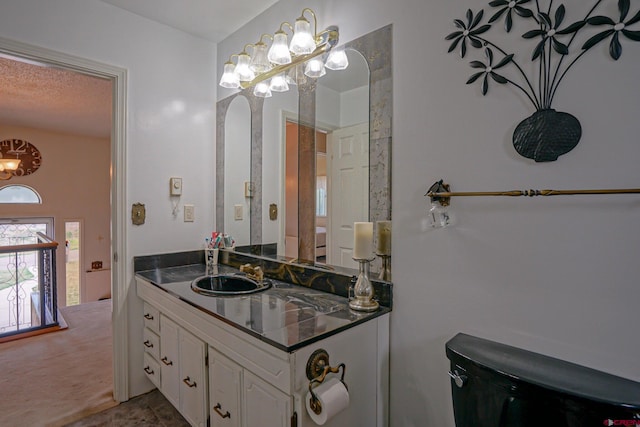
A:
[219, 8, 348, 97]
[0, 158, 21, 180]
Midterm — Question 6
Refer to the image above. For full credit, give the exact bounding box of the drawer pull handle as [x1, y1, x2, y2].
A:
[214, 403, 231, 419]
[183, 376, 197, 388]
[144, 366, 154, 375]
[161, 357, 173, 366]
[144, 313, 154, 320]
[143, 340, 153, 348]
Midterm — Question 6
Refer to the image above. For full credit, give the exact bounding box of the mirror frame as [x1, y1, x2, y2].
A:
[216, 24, 392, 266]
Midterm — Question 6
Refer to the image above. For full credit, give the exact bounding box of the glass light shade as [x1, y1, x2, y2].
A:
[325, 49, 349, 70]
[250, 42, 271, 73]
[304, 57, 326, 78]
[289, 17, 316, 55]
[235, 53, 255, 82]
[270, 73, 289, 92]
[253, 80, 272, 98]
[268, 32, 292, 65]
[219, 62, 241, 89]
[0, 159, 21, 171]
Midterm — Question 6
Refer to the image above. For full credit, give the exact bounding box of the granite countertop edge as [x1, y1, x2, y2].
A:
[135, 262, 390, 353]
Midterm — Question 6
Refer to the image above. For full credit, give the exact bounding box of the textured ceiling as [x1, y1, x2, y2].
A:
[0, 55, 112, 139]
[1, 1, 279, 139]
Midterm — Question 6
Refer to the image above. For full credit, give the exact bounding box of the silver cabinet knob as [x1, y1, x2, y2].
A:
[448, 370, 468, 388]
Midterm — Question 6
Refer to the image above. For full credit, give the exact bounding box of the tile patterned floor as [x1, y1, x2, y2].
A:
[65, 389, 189, 427]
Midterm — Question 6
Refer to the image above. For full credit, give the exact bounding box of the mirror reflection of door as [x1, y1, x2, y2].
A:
[284, 121, 329, 263]
[317, 48, 370, 269]
[326, 122, 369, 269]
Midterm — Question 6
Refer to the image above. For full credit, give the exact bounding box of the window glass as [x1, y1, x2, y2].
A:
[0, 185, 41, 204]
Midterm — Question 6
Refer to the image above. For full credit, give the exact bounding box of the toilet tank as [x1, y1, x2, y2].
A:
[446, 333, 640, 427]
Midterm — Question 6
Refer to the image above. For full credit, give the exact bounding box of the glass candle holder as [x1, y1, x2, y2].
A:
[348, 257, 379, 312]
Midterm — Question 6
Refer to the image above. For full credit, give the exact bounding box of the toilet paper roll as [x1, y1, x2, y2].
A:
[305, 377, 350, 425]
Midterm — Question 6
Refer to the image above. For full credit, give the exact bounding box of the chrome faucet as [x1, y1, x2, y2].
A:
[239, 263, 264, 283]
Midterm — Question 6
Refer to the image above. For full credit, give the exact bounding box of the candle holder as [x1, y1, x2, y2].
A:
[376, 253, 391, 282]
[348, 257, 379, 312]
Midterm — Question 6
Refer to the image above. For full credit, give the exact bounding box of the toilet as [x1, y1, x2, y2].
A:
[446, 333, 640, 427]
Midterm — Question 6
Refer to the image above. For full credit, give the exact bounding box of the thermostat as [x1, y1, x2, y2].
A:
[170, 177, 182, 196]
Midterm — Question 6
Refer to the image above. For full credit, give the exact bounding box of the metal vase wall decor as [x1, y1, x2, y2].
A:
[446, 0, 640, 162]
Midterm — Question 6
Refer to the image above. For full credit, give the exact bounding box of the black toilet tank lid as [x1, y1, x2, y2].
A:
[446, 333, 640, 409]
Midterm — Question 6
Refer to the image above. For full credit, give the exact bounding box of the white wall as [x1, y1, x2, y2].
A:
[0, 124, 110, 306]
[219, 0, 640, 425]
[224, 96, 251, 246]
[0, 0, 217, 397]
[339, 85, 368, 128]
[262, 88, 298, 247]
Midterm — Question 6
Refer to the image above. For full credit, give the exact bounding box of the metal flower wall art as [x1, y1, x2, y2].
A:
[446, 0, 640, 162]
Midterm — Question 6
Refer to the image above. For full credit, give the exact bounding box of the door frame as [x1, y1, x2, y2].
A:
[0, 36, 129, 401]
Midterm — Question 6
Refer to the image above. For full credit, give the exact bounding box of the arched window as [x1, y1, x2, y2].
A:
[0, 184, 42, 204]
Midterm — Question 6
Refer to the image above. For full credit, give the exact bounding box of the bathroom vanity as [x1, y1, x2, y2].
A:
[135, 251, 391, 427]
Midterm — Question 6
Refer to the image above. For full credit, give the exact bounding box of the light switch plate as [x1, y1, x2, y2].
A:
[170, 177, 182, 196]
[184, 204, 194, 222]
[234, 204, 243, 220]
[244, 181, 254, 198]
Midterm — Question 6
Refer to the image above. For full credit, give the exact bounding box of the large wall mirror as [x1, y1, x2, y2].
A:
[216, 25, 392, 274]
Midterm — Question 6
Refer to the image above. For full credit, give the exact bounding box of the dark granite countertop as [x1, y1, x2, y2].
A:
[136, 263, 390, 352]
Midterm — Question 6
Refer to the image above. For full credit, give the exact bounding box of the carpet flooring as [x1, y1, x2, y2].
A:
[0, 299, 117, 427]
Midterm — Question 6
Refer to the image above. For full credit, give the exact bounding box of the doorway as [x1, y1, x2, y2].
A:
[0, 36, 128, 401]
[283, 120, 329, 263]
[65, 221, 81, 306]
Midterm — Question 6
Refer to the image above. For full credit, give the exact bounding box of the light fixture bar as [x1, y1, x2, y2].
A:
[238, 28, 338, 89]
[220, 8, 342, 94]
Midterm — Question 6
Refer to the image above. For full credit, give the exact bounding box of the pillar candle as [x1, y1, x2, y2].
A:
[353, 222, 373, 259]
[376, 221, 391, 255]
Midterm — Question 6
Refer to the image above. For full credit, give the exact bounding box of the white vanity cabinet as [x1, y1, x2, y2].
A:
[159, 314, 208, 427]
[142, 303, 161, 388]
[243, 370, 291, 427]
[136, 276, 389, 427]
[141, 302, 208, 427]
[208, 348, 242, 427]
[208, 347, 291, 427]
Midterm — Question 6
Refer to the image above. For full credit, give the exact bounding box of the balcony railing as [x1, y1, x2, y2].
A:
[0, 232, 59, 338]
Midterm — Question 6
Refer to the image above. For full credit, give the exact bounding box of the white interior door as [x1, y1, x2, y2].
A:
[327, 122, 369, 269]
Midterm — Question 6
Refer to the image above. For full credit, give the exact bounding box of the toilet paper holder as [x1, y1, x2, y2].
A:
[306, 349, 348, 415]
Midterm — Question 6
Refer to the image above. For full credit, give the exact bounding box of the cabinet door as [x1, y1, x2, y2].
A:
[243, 371, 291, 427]
[159, 315, 180, 409]
[209, 347, 242, 427]
[179, 329, 208, 427]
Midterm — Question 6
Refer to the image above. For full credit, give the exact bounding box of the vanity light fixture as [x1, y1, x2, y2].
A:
[253, 80, 272, 98]
[218, 8, 347, 97]
[304, 57, 326, 78]
[269, 73, 289, 92]
[289, 11, 316, 55]
[268, 26, 293, 65]
[324, 48, 349, 71]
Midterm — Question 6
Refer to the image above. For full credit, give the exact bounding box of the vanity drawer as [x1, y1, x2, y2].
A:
[143, 352, 161, 388]
[143, 327, 160, 360]
[143, 302, 160, 333]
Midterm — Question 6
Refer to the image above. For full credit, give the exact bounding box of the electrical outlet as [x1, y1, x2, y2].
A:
[234, 204, 243, 220]
[184, 204, 194, 222]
